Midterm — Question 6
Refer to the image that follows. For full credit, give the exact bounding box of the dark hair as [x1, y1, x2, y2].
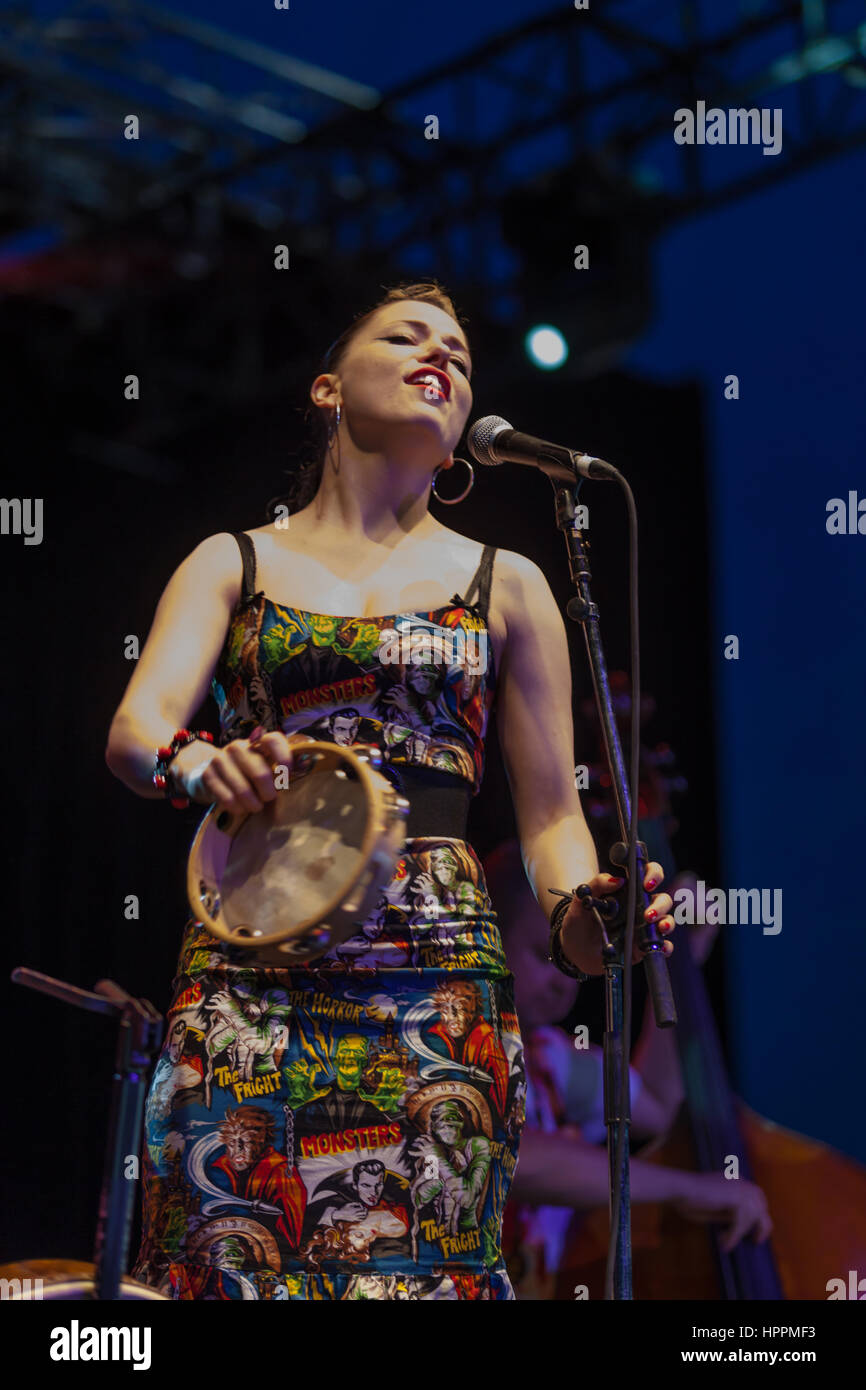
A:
[266, 280, 468, 520]
[354, 1159, 386, 1182]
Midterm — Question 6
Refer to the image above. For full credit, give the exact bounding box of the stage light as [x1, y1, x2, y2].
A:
[525, 324, 569, 370]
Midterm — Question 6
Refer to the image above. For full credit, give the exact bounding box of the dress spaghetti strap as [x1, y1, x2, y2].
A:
[461, 544, 497, 621]
[229, 531, 257, 606]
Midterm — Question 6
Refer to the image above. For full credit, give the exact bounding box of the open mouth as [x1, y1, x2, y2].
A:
[406, 370, 450, 401]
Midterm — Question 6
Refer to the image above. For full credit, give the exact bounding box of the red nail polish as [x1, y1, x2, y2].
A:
[646, 908, 658, 921]
[646, 878, 658, 890]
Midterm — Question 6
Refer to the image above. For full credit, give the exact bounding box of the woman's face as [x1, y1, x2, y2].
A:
[323, 300, 474, 458]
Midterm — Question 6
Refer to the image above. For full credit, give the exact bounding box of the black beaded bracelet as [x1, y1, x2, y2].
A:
[548, 894, 591, 981]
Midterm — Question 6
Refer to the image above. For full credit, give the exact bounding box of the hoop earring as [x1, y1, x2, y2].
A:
[327, 400, 342, 446]
[431, 456, 474, 505]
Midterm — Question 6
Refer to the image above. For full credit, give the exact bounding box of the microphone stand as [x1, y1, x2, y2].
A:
[548, 469, 677, 1300]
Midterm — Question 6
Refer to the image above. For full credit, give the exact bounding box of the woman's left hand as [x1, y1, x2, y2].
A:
[558, 862, 675, 975]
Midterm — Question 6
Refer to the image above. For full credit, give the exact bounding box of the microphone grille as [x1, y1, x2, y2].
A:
[467, 415, 512, 467]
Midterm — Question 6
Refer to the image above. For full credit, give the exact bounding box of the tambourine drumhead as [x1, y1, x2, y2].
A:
[188, 739, 408, 963]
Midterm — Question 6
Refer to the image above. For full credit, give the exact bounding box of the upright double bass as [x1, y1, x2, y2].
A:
[556, 678, 866, 1300]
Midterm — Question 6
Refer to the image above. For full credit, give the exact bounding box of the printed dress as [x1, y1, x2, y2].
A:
[131, 531, 527, 1300]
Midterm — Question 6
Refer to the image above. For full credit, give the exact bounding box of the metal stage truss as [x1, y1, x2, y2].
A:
[2, 0, 864, 460]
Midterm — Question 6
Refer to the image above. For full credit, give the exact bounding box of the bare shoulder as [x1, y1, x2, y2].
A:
[432, 523, 555, 646]
[413, 520, 481, 579]
[174, 530, 246, 608]
[488, 546, 558, 635]
[432, 523, 504, 596]
[489, 546, 547, 589]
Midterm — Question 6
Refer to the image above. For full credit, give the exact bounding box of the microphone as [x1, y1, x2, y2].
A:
[467, 415, 616, 481]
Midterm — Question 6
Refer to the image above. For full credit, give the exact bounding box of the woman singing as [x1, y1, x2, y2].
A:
[105, 281, 675, 1300]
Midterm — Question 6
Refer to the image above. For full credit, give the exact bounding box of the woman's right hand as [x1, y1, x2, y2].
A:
[171, 729, 295, 814]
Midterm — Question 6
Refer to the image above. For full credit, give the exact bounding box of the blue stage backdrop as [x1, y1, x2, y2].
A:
[628, 150, 866, 1163]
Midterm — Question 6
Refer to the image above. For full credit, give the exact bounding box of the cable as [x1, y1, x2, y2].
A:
[603, 475, 641, 1300]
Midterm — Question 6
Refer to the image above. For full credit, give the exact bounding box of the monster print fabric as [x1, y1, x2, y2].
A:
[209, 532, 495, 793]
[131, 532, 526, 1300]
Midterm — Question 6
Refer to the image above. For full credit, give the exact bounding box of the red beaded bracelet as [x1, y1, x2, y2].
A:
[153, 728, 214, 808]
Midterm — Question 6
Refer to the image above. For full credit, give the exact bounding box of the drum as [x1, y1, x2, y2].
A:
[187, 738, 410, 964]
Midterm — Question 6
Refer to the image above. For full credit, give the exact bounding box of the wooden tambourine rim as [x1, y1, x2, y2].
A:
[187, 736, 398, 947]
[0, 1257, 169, 1300]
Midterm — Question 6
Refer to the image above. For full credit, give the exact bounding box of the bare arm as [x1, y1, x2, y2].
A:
[512, 1131, 772, 1249]
[512, 1129, 683, 1207]
[493, 552, 599, 955]
[494, 551, 673, 974]
[104, 532, 242, 797]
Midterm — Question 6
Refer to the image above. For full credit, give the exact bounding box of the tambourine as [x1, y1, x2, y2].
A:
[187, 737, 410, 964]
